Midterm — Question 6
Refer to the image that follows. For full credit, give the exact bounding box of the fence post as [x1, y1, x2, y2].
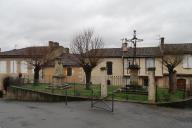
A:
[126, 86, 128, 100]
[112, 90, 114, 112]
[155, 84, 158, 102]
[190, 84, 192, 97]
[91, 88, 93, 108]
[65, 89, 68, 105]
[73, 83, 75, 96]
[183, 85, 186, 99]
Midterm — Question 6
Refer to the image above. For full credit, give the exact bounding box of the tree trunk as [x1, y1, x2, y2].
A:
[168, 68, 174, 93]
[173, 70, 177, 92]
[34, 65, 41, 84]
[85, 71, 91, 89]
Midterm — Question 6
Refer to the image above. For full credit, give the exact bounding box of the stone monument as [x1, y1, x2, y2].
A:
[52, 58, 64, 86]
[129, 64, 140, 86]
[126, 30, 143, 86]
[148, 67, 156, 103]
[101, 72, 107, 98]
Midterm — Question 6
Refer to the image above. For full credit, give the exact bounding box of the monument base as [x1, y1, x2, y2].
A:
[129, 64, 140, 86]
[52, 76, 65, 86]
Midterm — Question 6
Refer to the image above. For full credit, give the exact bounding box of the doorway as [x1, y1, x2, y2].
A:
[177, 79, 186, 90]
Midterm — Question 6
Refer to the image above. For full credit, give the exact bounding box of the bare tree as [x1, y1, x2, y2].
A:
[27, 45, 64, 83]
[70, 29, 104, 89]
[162, 55, 184, 92]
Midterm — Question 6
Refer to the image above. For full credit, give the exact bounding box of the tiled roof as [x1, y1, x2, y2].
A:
[92, 48, 122, 58]
[123, 47, 161, 57]
[94, 43, 192, 58]
[1, 43, 192, 63]
[60, 53, 80, 66]
[0, 46, 49, 57]
[46, 53, 80, 67]
[94, 47, 161, 58]
[163, 43, 192, 54]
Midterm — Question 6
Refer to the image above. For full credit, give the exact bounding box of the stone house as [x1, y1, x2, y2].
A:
[91, 48, 123, 85]
[43, 53, 84, 84]
[0, 41, 68, 90]
[1, 39, 192, 91]
[91, 38, 192, 90]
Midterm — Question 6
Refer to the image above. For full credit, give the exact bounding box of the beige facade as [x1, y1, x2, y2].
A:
[90, 51, 192, 90]
[122, 56, 192, 89]
[123, 57, 164, 87]
[0, 41, 69, 90]
[0, 58, 35, 90]
[0, 57, 84, 90]
[43, 66, 84, 84]
[0, 40, 192, 91]
[91, 58, 123, 85]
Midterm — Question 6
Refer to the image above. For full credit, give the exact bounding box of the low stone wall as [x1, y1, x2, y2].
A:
[5, 86, 192, 108]
[157, 98, 192, 108]
[5, 86, 90, 102]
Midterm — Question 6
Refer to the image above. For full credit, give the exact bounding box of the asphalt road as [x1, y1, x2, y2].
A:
[0, 100, 192, 128]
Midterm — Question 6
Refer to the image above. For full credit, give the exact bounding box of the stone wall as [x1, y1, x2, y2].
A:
[5, 86, 89, 102]
[157, 98, 192, 108]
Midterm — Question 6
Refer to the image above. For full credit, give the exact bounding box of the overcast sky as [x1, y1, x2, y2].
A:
[0, 0, 192, 51]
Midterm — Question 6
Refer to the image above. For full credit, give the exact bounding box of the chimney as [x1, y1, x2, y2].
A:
[122, 38, 128, 52]
[49, 41, 60, 47]
[55, 42, 59, 47]
[160, 37, 164, 45]
[64, 48, 69, 53]
[160, 37, 165, 53]
[49, 41, 54, 47]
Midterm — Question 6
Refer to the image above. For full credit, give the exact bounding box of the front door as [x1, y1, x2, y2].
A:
[177, 79, 186, 90]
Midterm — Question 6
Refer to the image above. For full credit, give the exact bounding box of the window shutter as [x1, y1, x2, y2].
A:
[106, 61, 112, 75]
[188, 55, 192, 68]
[0, 61, 7, 73]
[183, 55, 189, 68]
[146, 58, 155, 68]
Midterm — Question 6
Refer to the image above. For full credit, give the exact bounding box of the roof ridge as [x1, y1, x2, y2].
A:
[165, 43, 192, 45]
[1, 46, 49, 53]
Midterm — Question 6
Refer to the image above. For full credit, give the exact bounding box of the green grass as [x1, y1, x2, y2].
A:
[21, 83, 101, 97]
[19, 83, 185, 103]
[156, 88, 185, 102]
[112, 92, 148, 102]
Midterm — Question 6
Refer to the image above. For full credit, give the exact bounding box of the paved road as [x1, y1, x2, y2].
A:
[0, 100, 192, 128]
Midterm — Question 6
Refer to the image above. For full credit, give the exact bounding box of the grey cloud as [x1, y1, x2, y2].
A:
[0, 0, 192, 51]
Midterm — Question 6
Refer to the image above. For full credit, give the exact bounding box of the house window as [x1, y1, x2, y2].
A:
[124, 59, 132, 68]
[67, 67, 72, 76]
[183, 55, 192, 68]
[10, 60, 17, 73]
[20, 61, 28, 73]
[0, 61, 7, 73]
[106, 61, 112, 75]
[146, 58, 155, 68]
[143, 78, 149, 86]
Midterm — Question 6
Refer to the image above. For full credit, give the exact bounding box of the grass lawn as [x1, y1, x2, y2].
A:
[156, 88, 185, 102]
[19, 83, 185, 103]
[21, 83, 101, 97]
